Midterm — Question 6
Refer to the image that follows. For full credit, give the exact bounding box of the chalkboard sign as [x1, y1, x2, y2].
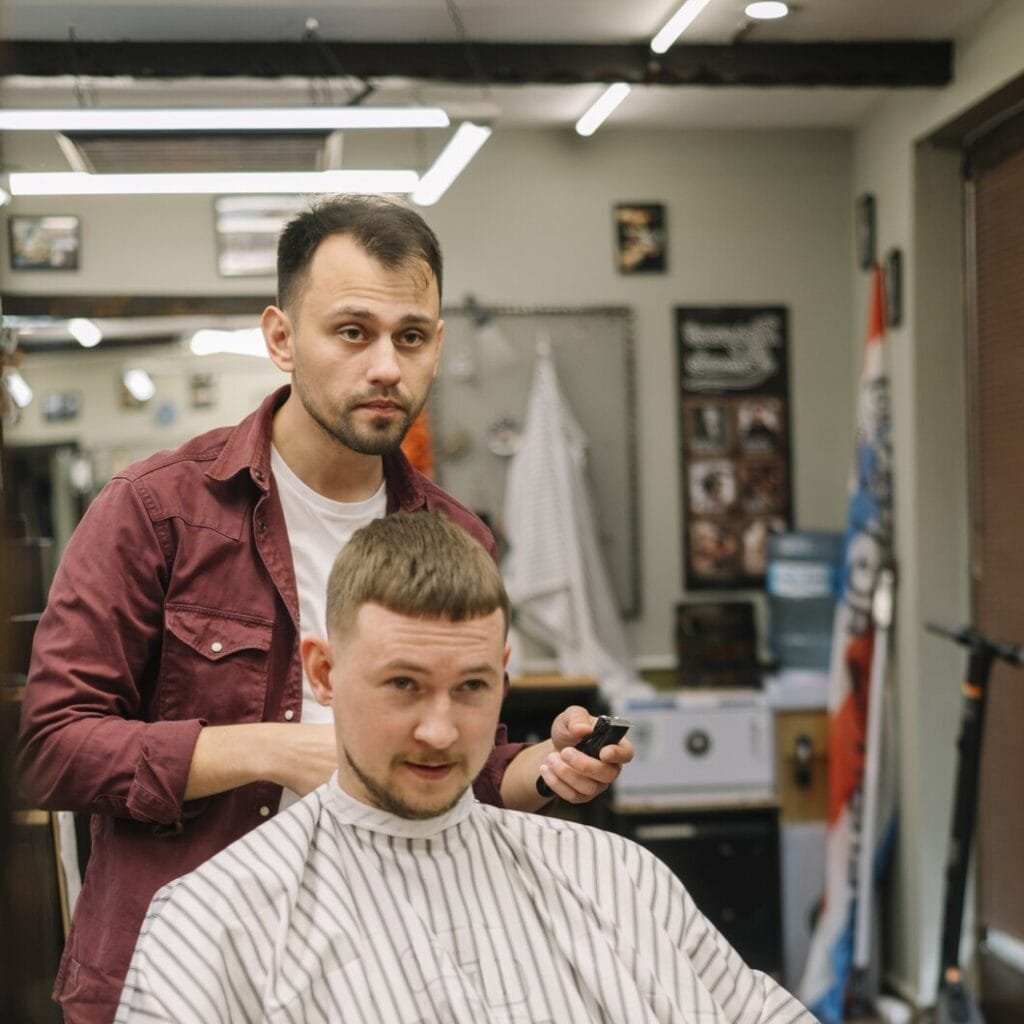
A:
[431, 305, 640, 617]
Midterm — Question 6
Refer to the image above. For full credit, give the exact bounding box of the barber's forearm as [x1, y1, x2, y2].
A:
[184, 722, 337, 801]
[499, 740, 556, 812]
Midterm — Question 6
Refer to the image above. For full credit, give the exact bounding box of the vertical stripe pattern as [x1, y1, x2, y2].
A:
[116, 783, 818, 1023]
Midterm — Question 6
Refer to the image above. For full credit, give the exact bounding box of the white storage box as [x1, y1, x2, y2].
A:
[612, 691, 775, 799]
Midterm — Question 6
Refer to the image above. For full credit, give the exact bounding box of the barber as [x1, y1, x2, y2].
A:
[18, 195, 634, 1024]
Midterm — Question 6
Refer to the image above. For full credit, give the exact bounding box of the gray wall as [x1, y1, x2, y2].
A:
[5, 125, 855, 666]
[848, 0, 1024, 1002]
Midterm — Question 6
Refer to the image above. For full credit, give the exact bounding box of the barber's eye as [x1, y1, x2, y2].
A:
[390, 677, 415, 691]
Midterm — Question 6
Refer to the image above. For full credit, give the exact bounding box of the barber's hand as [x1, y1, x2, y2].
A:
[539, 705, 635, 804]
[274, 723, 338, 797]
[186, 722, 339, 802]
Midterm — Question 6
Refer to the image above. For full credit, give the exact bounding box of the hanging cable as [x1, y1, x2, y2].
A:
[301, 17, 375, 108]
[443, 0, 492, 98]
[68, 27, 98, 109]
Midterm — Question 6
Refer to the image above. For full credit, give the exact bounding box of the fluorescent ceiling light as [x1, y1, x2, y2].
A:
[190, 328, 268, 358]
[122, 369, 156, 403]
[8, 169, 420, 196]
[0, 107, 450, 132]
[68, 317, 103, 348]
[651, 0, 715, 54]
[412, 122, 492, 207]
[745, 1, 789, 18]
[4, 370, 33, 409]
[575, 83, 631, 137]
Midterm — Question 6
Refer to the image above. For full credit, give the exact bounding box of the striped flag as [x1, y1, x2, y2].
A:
[799, 264, 895, 1022]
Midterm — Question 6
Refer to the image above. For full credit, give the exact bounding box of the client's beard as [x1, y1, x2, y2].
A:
[343, 749, 466, 820]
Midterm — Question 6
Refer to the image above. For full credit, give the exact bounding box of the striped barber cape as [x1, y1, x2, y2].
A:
[116, 778, 817, 1024]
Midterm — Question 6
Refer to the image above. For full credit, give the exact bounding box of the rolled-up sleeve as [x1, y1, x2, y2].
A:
[472, 725, 528, 808]
[17, 478, 202, 825]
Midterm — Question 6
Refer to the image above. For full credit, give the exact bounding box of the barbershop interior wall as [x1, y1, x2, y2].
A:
[847, 0, 1024, 1004]
[5, 0, 1024, 1005]
[5, 126, 855, 665]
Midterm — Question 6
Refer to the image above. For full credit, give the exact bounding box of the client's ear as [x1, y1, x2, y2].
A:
[302, 636, 334, 707]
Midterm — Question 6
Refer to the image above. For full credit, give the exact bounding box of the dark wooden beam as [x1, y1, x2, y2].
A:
[2, 295, 270, 318]
[0, 40, 953, 88]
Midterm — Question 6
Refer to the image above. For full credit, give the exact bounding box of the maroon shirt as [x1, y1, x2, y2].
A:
[17, 386, 526, 1024]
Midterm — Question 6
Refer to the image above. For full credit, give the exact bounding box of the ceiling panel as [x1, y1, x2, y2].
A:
[0, 0, 1004, 134]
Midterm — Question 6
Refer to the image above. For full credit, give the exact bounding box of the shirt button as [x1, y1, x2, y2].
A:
[259, 805, 271, 817]
[284, 709, 295, 721]
[210, 641, 223, 653]
[254, 468, 264, 481]
[257, 519, 267, 532]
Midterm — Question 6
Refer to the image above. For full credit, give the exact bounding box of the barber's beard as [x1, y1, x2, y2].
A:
[343, 749, 467, 820]
[295, 376, 421, 456]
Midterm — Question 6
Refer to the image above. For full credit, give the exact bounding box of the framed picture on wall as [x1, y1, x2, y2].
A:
[8, 215, 81, 270]
[676, 306, 793, 590]
[614, 202, 666, 274]
[855, 193, 876, 270]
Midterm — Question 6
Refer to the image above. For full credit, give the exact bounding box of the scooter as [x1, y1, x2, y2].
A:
[925, 623, 1024, 1024]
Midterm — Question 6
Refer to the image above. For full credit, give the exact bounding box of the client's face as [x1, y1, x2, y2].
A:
[330, 602, 508, 819]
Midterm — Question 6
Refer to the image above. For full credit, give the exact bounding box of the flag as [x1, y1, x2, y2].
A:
[501, 343, 643, 697]
[799, 264, 896, 1021]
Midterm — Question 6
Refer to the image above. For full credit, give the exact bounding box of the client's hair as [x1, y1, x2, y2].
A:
[326, 512, 509, 639]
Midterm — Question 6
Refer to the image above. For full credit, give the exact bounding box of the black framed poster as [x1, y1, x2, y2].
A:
[676, 306, 793, 589]
[614, 203, 666, 274]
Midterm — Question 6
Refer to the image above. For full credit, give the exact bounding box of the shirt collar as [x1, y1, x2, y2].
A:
[321, 772, 476, 839]
[206, 384, 288, 491]
[382, 446, 427, 512]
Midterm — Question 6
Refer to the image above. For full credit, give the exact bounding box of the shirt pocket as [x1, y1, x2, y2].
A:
[158, 604, 274, 724]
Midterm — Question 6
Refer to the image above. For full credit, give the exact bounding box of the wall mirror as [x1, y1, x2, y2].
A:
[3, 298, 640, 616]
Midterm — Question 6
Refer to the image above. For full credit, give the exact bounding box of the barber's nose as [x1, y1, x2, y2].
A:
[413, 703, 458, 750]
[366, 337, 401, 387]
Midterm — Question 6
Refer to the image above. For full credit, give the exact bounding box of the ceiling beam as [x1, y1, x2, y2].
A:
[2, 295, 270, 318]
[0, 40, 952, 88]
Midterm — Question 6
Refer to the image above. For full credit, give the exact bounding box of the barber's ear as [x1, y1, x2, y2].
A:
[261, 305, 295, 372]
[503, 641, 511, 669]
[432, 319, 445, 378]
[302, 636, 334, 707]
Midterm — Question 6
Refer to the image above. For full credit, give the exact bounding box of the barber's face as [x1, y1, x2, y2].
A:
[311, 603, 508, 819]
[263, 233, 444, 455]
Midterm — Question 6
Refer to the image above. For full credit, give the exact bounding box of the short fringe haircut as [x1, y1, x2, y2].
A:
[325, 512, 509, 640]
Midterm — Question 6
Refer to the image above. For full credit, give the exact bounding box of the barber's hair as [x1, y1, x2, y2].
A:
[326, 512, 509, 639]
[276, 194, 443, 309]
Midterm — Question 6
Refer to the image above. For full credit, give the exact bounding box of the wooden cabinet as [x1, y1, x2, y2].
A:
[774, 709, 829, 824]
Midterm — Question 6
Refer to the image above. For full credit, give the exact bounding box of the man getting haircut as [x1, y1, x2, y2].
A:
[116, 512, 817, 1024]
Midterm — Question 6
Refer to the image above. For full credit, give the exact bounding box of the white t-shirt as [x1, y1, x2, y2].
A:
[270, 445, 386, 806]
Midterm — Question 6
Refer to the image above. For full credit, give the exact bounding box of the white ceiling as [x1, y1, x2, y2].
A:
[0, 0, 1004, 131]
[0, 0, 1000, 45]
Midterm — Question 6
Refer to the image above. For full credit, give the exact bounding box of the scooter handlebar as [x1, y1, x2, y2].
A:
[925, 621, 1024, 667]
